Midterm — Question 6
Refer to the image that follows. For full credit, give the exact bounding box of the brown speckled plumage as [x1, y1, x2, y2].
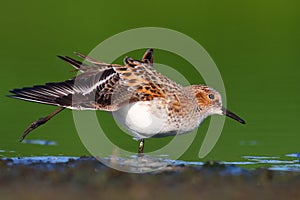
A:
[9, 48, 245, 153]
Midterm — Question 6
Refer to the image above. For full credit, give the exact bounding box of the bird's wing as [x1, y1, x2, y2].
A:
[141, 48, 154, 67]
[8, 66, 120, 110]
[58, 48, 154, 71]
[59, 57, 167, 111]
[9, 49, 171, 111]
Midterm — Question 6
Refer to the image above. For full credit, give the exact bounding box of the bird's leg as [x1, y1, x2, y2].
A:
[19, 107, 65, 142]
[137, 139, 145, 156]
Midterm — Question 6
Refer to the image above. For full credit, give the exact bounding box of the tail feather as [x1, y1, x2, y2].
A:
[9, 80, 75, 107]
[57, 55, 83, 70]
[74, 52, 111, 67]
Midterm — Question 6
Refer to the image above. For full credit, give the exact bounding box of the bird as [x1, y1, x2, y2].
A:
[8, 48, 245, 155]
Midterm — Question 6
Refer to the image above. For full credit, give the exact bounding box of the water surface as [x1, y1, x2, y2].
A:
[1, 0, 300, 172]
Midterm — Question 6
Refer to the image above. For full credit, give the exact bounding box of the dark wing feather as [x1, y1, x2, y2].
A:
[57, 67, 121, 110]
[57, 56, 82, 70]
[74, 52, 111, 67]
[141, 48, 153, 66]
[9, 80, 75, 107]
[9, 66, 121, 110]
[9, 49, 159, 111]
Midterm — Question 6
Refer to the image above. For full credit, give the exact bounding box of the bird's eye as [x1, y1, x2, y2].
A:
[208, 94, 215, 100]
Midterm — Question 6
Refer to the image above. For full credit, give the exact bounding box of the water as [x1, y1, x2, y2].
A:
[1, 1, 300, 173]
[2, 134, 299, 172]
[2, 153, 299, 173]
[1, 137, 300, 172]
[21, 139, 58, 146]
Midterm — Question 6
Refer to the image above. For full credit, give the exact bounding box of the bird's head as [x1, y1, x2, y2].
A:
[191, 85, 245, 124]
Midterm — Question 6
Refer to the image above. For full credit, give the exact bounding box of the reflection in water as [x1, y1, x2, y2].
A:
[21, 139, 57, 146]
[286, 153, 300, 159]
[3, 156, 77, 167]
[269, 164, 300, 171]
[241, 154, 300, 172]
[101, 155, 173, 173]
[1, 153, 299, 172]
[0, 149, 15, 157]
[2, 156, 246, 175]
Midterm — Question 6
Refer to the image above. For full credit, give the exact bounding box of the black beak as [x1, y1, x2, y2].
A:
[222, 107, 246, 124]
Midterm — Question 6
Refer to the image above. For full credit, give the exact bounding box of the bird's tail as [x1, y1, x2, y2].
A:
[8, 80, 74, 107]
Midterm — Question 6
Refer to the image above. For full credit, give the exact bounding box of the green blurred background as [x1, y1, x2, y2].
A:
[1, 0, 299, 162]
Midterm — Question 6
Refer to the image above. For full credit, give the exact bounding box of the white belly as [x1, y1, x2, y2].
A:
[112, 101, 168, 139]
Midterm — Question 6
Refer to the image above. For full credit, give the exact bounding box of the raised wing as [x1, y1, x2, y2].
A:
[9, 49, 162, 111]
[9, 66, 120, 110]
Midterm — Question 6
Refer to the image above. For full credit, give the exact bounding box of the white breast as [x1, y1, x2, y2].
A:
[112, 101, 168, 139]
